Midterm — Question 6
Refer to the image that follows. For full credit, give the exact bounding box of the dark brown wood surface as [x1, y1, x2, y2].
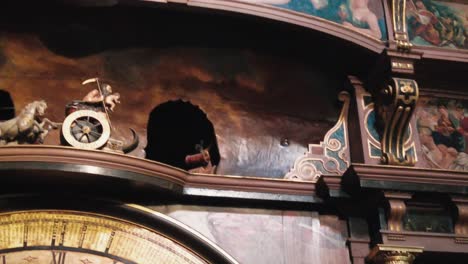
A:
[0, 12, 350, 178]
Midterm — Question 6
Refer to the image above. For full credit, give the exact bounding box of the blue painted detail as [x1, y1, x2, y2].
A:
[367, 110, 380, 141]
[406, 146, 416, 161]
[310, 160, 327, 174]
[273, 0, 387, 40]
[325, 122, 347, 172]
[370, 144, 382, 157]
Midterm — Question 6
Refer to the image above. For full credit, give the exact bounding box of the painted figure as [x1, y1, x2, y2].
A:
[417, 99, 468, 171]
[339, 0, 382, 39]
[407, 0, 468, 49]
[239, 0, 385, 39]
[408, 0, 441, 45]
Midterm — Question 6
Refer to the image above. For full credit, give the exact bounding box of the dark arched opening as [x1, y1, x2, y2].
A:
[0, 90, 14, 121]
[145, 100, 220, 171]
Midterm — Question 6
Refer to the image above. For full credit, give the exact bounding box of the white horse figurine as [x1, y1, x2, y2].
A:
[0, 100, 60, 145]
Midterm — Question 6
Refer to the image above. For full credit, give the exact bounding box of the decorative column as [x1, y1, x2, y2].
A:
[391, 0, 412, 51]
[384, 192, 412, 233]
[365, 0, 422, 166]
[451, 196, 468, 243]
[367, 245, 423, 264]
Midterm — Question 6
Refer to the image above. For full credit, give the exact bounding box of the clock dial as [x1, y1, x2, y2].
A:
[1, 250, 124, 264]
[0, 211, 207, 264]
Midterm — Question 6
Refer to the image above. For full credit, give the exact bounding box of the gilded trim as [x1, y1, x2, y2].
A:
[285, 92, 350, 181]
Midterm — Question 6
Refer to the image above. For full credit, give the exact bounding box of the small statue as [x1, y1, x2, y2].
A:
[61, 78, 139, 153]
[0, 100, 60, 145]
[82, 83, 120, 112]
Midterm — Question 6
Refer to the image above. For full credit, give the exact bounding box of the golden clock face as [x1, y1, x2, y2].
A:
[0, 210, 207, 264]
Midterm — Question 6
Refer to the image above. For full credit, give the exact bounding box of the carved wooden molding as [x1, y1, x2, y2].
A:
[0, 145, 317, 202]
[384, 192, 413, 232]
[377, 78, 419, 166]
[381, 230, 468, 252]
[344, 163, 468, 194]
[284, 92, 350, 182]
[367, 244, 423, 264]
[186, 0, 386, 53]
[451, 196, 468, 237]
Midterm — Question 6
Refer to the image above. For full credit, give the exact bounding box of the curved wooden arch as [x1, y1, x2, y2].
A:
[139, 0, 387, 53]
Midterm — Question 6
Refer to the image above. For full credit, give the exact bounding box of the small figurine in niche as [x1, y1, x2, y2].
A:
[0, 100, 60, 145]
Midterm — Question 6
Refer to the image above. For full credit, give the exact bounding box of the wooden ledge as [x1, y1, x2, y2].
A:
[0, 145, 318, 202]
[381, 230, 468, 253]
[343, 163, 468, 194]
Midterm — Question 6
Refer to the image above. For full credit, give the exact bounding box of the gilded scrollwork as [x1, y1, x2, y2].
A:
[356, 85, 417, 163]
[284, 92, 350, 182]
[377, 78, 419, 166]
[373, 251, 416, 264]
[392, 0, 413, 51]
[367, 245, 423, 264]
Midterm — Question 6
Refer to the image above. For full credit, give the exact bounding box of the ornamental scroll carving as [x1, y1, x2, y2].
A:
[376, 78, 419, 166]
[284, 92, 350, 182]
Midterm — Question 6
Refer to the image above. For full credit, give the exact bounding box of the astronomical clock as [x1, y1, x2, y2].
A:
[1, 0, 468, 263]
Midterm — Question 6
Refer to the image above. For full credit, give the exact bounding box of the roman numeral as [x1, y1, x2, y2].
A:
[52, 251, 66, 264]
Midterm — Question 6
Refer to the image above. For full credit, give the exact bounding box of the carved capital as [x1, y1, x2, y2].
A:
[451, 196, 468, 236]
[367, 245, 423, 264]
[377, 78, 419, 166]
[392, 0, 412, 51]
[384, 192, 412, 232]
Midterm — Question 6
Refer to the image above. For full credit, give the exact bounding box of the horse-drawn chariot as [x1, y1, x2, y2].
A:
[61, 78, 138, 153]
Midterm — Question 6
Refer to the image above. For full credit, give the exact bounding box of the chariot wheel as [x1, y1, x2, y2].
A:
[62, 110, 111, 150]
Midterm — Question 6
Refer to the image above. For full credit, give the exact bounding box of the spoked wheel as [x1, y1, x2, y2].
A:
[62, 110, 111, 150]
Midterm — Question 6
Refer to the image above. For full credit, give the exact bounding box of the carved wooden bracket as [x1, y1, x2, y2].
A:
[284, 91, 350, 181]
[451, 196, 468, 238]
[376, 78, 419, 166]
[384, 192, 413, 232]
[392, 0, 412, 51]
[367, 244, 423, 264]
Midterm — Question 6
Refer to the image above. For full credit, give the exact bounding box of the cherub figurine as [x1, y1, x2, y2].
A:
[82, 83, 121, 112]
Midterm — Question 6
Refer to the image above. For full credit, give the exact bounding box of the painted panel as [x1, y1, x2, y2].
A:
[241, 0, 387, 40]
[151, 205, 351, 264]
[416, 97, 468, 171]
[407, 0, 468, 49]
